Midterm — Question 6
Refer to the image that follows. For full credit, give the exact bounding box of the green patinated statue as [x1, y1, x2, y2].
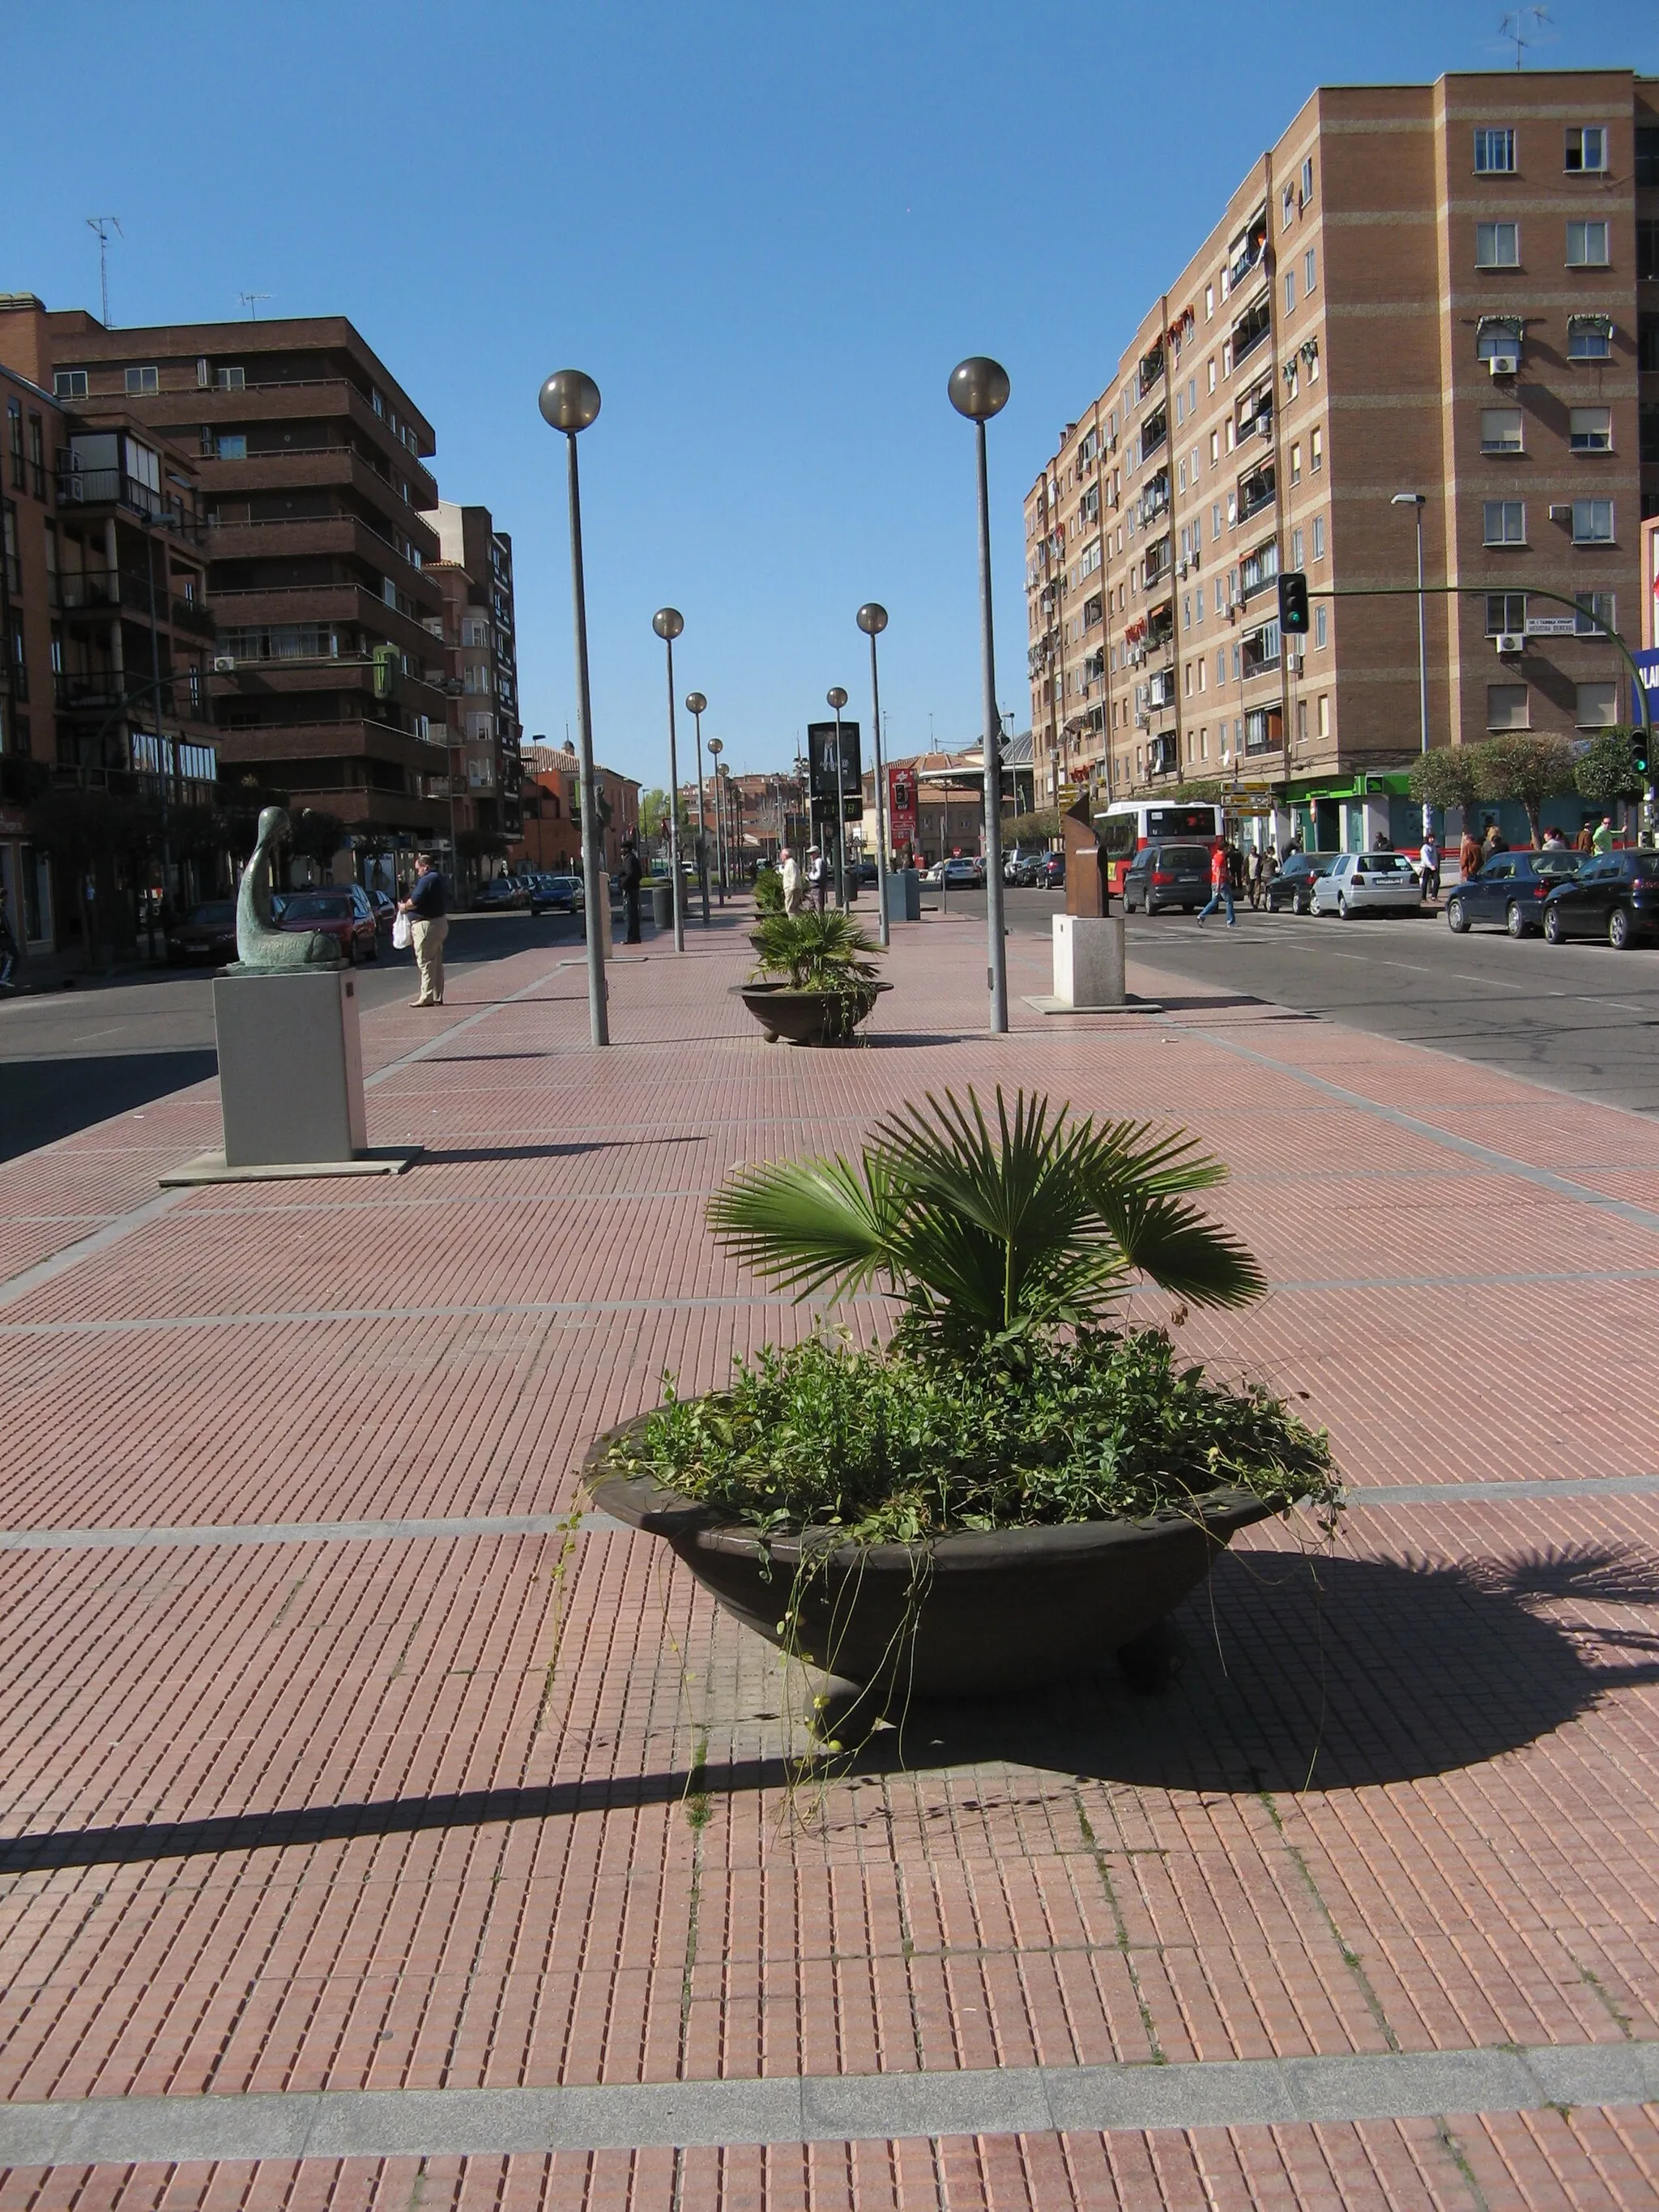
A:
[233, 806, 343, 970]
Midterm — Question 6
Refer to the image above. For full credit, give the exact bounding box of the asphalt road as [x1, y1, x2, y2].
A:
[0, 911, 580, 1162]
[959, 885, 1659, 1116]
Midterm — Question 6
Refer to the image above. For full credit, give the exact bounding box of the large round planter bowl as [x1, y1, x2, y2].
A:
[584, 1425, 1276, 1701]
[734, 978, 891, 1046]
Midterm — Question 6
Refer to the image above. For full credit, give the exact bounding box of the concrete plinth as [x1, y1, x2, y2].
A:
[1051, 914, 1126, 1010]
[212, 968, 369, 1170]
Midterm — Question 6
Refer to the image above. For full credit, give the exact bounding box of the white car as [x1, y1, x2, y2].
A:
[1311, 851, 1422, 918]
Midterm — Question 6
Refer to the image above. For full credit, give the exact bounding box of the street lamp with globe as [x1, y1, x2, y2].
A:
[856, 603, 891, 945]
[650, 608, 687, 951]
[948, 355, 1012, 1033]
[539, 369, 608, 1046]
[685, 691, 711, 925]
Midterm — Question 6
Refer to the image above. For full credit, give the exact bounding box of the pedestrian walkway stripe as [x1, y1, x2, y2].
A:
[1, 2042, 1654, 2164]
[2, 1476, 1653, 1552]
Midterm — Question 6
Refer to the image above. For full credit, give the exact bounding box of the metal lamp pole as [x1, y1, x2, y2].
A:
[857, 603, 890, 946]
[826, 687, 850, 906]
[707, 737, 727, 900]
[949, 356, 1012, 1033]
[539, 369, 608, 1046]
[686, 691, 710, 924]
[1392, 492, 1431, 842]
[651, 608, 687, 951]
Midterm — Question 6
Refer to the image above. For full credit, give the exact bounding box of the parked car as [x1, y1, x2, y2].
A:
[530, 873, 582, 914]
[1264, 852, 1341, 914]
[923, 856, 985, 888]
[472, 877, 520, 912]
[1445, 850, 1583, 938]
[1004, 845, 1047, 884]
[278, 884, 379, 961]
[165, 898, 239, 965]
[368, 889, 398, 931]
[1120, 840, 1211, 914]
[1542, 850, 1659, 949]
[1030, 852, 1064, 889]
[1311, 851, 1422, 918]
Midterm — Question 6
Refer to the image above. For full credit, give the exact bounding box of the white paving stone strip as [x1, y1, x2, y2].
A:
[1, 2044, 1655, 2163]
[1, 1477, 1654, 1551]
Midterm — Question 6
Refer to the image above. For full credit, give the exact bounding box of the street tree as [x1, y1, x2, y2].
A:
[1473, 734, 1576, 846]
[284, 808, 348, 882]
[1407, 746, 1482, 821]
[1573, 728, 1645, 808]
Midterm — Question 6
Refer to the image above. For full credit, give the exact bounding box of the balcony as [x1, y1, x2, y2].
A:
[1145, 601, 1175, 653]
[1241, 620, 1282, 680]
[1237, 465, 1276, 523]
[1239, 537, 1280, 603]
[1141, 537, 1172, 590]
[1236, 381, 1274, 445]
[1135, 470, 1170, 527]
[1231, 297, 1271, 369]
[1141, 407, 1167, 460]
[1145, 670, 1176, 711]
[1227, 214, 1268, 292]
[1137, 343, 1165, 398]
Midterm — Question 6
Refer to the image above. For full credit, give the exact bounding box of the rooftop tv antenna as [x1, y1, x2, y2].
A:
[239, 292, 271, 321]
[1499, 5, 1550, 68]
[85, 216, 122, 326]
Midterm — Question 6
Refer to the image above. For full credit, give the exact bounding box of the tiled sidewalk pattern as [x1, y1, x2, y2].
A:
[2, 920, 1658, 2208]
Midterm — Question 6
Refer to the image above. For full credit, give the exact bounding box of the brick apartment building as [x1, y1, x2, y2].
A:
[1, 329, 219, 958]
[427, 501, 523, 872]
[0, 300, 454, 867]
[515, 740, 638, 877]
[1026, 69, 1659, 851]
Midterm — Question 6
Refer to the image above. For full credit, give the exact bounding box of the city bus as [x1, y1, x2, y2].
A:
[1097, 799, 1224, 891]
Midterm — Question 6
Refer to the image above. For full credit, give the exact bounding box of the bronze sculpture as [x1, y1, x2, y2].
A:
[233, 806, 343, 970]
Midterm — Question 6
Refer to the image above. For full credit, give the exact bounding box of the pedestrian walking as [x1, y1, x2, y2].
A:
[618, 833, 643, 944]
[1249, 846, 1268, 910]
[1573, 821, 1595, 853]
[779, 846, 804, 914]
[1458, 822, 1482, 883]
[1196, 840, 1236, 928]
[398, 850, 449, 1007]
[1593, 814, 1614, 855]
[1482, 818, 1506, 859]
[807, 845, 830, 912]
[1418, 829, 1440, 902]
[1542, 825, 1567, 850]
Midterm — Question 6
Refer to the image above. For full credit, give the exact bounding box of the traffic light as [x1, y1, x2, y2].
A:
[1634, 714, 1651, 779]
[1277, 570, 1311, 633]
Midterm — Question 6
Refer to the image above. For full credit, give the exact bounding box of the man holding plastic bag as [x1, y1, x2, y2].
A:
[397, 851, 450, 1006]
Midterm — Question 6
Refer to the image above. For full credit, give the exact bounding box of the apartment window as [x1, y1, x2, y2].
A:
[1314, 603, 1328, 649]
[1304, 248, 1316, 294]
[1209, 429, 1219, 467]
[1301, 156, 1313, 202]
[1640, 126, 1659, 185]
[1318, 694, 1329, 739]
[1284, 270, 1296, 313]
[1205, 283, 1213, 318]
[1487, 683, 1529, 730]
[1572, 498, 1614, 543]
[1474, 127, 1516, 173]
[1475, 223, 1520, 268]
[1565, 126, 1608, 173]
[1567, 221, 1610, 267]
[1188, 377, 1196, 412]
[1178, 459, 1186, 493]
[1289, 441, 1302, 484]
[1291, 527, 1304, 566]
[1310, 425, 1323, 471]
[1215, 648, 1226, 685]
[6, 401, 20, 489]
[1638, 219, 1659, 282]
[125, 365, 159, 395]
[53, 369, 88, 400]
[1231, 646, 1241, 681]
[1282, 185, 1295, 230]
[1207, 357, 1216, 393]
[1191, 444, 1200, 482]
[1483, 500, 1525, 544]
[1481, 407, 1525, 454]
[1211, 502, 1222, 541]
[215, 366, 245, 390]
[1569, 406, 1612, 453]
[1567, 316, 1612, 360]
[1575, 590, 1615, 636]
[1576, 681, 1618, 728]
[1311, 515, 1325, 560]
[215, 433, 246, 460]
[1486, 592, 1527, 635]
[27, 416, 44, 499]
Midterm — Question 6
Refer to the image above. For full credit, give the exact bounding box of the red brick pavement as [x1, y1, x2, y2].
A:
[2, 916, 1659, 2207]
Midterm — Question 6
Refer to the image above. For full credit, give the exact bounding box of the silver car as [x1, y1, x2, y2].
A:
[1311, 851, 1422, 918]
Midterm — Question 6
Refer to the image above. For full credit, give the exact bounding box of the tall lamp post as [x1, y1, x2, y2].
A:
[826, 687, 850, 906]
[650, 607, 687, 951]
[1392, 491, 1431, 844]
[685, 690, 711, 925]
[707, 737, 727, 900]
[856, 603, 891, 947]
[539, 369, 608, 1047]
[948, 356, 1012, 1034]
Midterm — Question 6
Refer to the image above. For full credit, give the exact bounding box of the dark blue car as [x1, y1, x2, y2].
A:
[1445, 849, 1582, 937]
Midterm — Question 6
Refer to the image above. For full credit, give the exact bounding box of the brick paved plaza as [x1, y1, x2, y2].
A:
[3, 913, 1659, 2209]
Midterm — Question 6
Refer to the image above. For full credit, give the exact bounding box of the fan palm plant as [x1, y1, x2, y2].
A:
[707, 1086, 1263, 1360]
[748, 908, 882, 992]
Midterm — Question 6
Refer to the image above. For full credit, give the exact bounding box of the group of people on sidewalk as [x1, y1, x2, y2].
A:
[777, 847, 831, 914]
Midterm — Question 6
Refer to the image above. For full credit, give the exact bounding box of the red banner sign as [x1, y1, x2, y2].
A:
[888, 765, 917, 856]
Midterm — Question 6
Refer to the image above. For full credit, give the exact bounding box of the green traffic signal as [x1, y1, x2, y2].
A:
[1277, 570, 1311, 634]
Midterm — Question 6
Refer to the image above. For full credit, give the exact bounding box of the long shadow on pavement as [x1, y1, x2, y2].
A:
[6, 1548, 1654, 1873]
[0, 1051, 218, 1162]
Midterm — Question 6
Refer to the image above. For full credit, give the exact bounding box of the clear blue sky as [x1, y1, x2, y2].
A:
[11, 1, 1654, 788]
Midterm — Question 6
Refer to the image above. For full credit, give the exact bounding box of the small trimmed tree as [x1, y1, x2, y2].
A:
[285, 808, 348, 883]
[1407, 746, 1482, 822]
[1473, 734, 1576, 846]
[1574, 728, 1645, 808]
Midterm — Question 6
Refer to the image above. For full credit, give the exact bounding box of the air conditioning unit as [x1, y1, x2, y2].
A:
[1549, 503, 1572, 522]
[1495, 633, 1525, 656]
[212, 654, 237, 673]
[1487, 352, 1519, 377]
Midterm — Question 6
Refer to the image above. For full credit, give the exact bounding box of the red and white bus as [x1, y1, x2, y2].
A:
[1097, 799, 1224, 890]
